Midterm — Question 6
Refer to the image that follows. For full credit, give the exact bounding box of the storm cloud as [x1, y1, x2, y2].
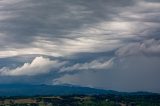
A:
[0, 0, 160, 93]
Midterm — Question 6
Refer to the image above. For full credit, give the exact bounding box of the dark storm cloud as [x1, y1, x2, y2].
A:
[53, 56, 160, 93]
[0, 0, 159, 57]
[0, 0, 160, 92]
[0, 0, 135, 48]
[0, 0, 157, 55]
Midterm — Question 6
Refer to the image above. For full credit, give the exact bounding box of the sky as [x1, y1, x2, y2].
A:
[0, 0, 160, 93]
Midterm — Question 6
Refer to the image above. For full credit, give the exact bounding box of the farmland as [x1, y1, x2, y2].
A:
[0, 94, 159, 106]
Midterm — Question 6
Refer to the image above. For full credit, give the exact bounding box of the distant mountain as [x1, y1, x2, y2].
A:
[0, 84, 158, 97]
[0, 84, 110, 96]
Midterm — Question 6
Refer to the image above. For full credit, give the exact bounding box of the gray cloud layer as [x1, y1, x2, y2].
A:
[0, 0, 159, 58]
[0, 0, 160, 93]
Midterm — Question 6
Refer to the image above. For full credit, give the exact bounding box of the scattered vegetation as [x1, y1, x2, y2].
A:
[0, 94, 160, 106]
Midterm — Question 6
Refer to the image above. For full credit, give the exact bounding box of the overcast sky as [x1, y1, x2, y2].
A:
[0, 0, 160, 93]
